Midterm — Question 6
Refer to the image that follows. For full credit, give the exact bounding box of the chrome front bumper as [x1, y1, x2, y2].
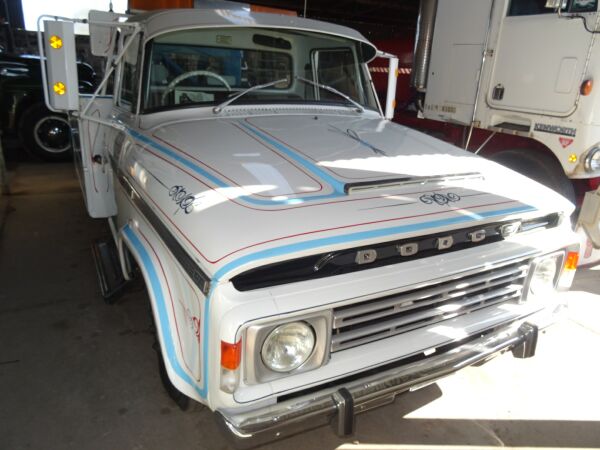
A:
[216, 322, 538, 448]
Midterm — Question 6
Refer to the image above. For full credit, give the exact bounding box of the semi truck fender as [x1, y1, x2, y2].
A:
[476, 138, 576, 205]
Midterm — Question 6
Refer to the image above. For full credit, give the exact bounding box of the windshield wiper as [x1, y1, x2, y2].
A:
[295, 76, 364, 113]
[213, 78, 289, 114]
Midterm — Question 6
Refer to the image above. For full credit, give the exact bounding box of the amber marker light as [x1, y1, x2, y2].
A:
[569, 154, 577, 163]
[49, 35, 63, 49]
[53, 82, 66, 95]
[220, 339, 242, 393]
[581, 79, 593, 96]
[221, 339, 242, 370]
[564, 251, 579, 271]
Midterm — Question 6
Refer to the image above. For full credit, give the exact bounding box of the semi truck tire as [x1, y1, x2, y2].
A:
[488, 149, 576, 205]
[19, 103, 73, 162]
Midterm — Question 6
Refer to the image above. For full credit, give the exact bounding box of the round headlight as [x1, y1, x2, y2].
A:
[530, 257, 558, 296]
[261, 322, 315, 372]
[584, 146, 600, 172]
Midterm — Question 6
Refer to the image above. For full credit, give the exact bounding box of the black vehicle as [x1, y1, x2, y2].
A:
[0, 54, 96, 161]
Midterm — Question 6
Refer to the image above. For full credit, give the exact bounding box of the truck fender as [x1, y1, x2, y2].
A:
[119, 223, 207, 403]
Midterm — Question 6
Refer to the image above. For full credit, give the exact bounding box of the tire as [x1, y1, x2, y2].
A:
[149, 306, 192, 411]
[156, 347, 191, 411]
[19, 103, 73, 162]
[488, 149, 576, 204]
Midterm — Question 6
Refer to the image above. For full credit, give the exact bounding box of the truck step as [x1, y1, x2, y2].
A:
[91, 238, 128, 303]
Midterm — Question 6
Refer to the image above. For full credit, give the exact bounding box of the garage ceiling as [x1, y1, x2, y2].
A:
[249, 0, 419, 38]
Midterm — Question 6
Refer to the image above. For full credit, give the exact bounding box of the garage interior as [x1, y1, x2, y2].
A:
[1, 1, 600, 449]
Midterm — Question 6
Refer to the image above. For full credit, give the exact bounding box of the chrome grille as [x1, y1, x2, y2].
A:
[331, 259, 530, 352]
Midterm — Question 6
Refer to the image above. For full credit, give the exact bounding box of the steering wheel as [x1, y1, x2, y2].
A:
[161, 70, 231, 104]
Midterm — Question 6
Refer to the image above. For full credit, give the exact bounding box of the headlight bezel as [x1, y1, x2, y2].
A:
[523, 251, 565, 301]
[245, 313, 332, 383]
[584, 146, 600, 173]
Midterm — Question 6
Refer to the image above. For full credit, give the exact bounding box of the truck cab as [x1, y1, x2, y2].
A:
[384, 0, 600, 200]
[370, 0, 600, 262]
[40, 6, 579, 445]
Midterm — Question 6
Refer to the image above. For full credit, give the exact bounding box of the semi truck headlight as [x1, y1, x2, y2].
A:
[261, 322, 315, 372]
[584, 146, 600, 172]
[530, 256, 559, 296]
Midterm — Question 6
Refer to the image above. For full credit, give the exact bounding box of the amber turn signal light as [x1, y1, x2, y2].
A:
[53, 82, 66, 95]
[564, 251, 579, 271]
[581, 79, 593, 96]
[221, 339, 242, 370]
[49, 35, 63, 49]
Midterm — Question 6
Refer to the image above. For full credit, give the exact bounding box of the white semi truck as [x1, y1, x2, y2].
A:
[39, 5, 579, 445]
[372, 0, 600, 260]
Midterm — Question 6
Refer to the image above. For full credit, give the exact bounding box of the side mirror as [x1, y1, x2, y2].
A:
[89, 10, 128, 57]
[41, 19, 79, 111]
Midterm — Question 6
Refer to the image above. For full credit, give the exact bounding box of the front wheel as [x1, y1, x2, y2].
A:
[148, 305, 192, 411]
[19, 103, 73, 162]
[488, 149, 576, 205]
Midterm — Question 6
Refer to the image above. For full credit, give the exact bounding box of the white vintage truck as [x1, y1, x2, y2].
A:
[39, 5, 579, 445]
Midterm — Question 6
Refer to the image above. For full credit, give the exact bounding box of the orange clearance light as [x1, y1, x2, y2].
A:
[221, 339, 242, 370]
[53, 82, 66, 95]
[581, 79, 593, 96]
[565, 251, 579, 271]
[568, 153, 578, 163]
[49, 35, 63, 49]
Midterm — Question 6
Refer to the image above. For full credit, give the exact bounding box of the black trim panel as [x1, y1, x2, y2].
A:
[117, 172, 212, 295]
[231, 213, 560, 291]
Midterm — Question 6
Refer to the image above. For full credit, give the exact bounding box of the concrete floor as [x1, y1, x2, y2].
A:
[1, 161, 600, 450]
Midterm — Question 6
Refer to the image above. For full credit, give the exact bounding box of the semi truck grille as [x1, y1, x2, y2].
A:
[331, 259, 530, 352]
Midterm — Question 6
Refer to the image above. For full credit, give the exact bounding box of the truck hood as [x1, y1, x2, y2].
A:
[127, 112, 573, 280]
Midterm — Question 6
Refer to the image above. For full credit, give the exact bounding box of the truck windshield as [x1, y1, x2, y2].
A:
[143, 27, 378, 113]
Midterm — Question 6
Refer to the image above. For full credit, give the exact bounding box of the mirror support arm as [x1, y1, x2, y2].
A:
[376, 51, 399, 120]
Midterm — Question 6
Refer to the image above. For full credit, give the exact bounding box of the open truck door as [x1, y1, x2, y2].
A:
[421, 0, 493, 125]
[38, 11, 133, 218]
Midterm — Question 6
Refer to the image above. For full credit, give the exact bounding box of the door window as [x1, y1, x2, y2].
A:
[119, 34, 140, 111]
